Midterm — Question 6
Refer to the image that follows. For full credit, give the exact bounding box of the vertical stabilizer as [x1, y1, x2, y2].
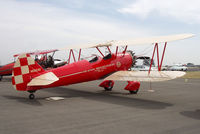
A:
[12, 54, 45, 91]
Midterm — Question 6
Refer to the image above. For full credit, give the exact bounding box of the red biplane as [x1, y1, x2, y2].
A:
[0, 62, 14, 81]
[11, 34, 194, 99]
[0, 49, 64, 81]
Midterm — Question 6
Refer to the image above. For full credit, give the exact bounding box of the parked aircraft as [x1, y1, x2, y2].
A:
[11, 34, 194, 99]
[0, 49, 64, 81]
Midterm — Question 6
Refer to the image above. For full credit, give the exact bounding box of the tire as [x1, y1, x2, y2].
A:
[104, 86, 113, 91]
[104, 81, 113, 91]
[129, 90, 138, 94]
[29, 94, 35, 100]
[0, 76, 2, 81]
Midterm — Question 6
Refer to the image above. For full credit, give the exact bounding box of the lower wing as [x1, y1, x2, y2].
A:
[105, 71, 185, 82]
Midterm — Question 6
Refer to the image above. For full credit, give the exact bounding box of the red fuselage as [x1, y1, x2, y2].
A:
[0, 62, 14, 76]
[28, 53, 133, 91]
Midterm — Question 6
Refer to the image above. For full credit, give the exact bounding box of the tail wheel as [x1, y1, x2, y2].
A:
[29, 94, 35, 100]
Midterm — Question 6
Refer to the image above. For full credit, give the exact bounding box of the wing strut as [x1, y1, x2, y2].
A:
[78, 49, 82, 61]
[148, 42, 167, 74]
[107, 46, 111, 53]
[96, 47, 104, 57]
[116, 46, 118, 55]
[68, 49, 77, 64]
[123, 45, 128, 54]
[159, 42, 167, 70]
[68, 49, 72, 64]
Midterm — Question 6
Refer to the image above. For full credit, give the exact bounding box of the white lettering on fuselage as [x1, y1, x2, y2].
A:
[30, 68, 41, 73]
[59, 63, 115, 79]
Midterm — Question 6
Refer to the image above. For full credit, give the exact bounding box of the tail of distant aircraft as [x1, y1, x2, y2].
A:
[12, 54, 45, 91]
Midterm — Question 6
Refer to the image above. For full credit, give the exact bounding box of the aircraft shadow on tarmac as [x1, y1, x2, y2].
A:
[3, 95, 42, 106]
[2, 84, 173, 109]
[0, 77, 12, 82]
[42, 86, 173, 110]
[180, 109, 200, 120]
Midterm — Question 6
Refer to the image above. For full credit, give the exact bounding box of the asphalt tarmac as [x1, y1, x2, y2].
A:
[0, 76, 200, 134]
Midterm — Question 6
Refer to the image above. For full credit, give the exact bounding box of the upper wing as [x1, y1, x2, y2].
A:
[13, 34, 194, 55]
[14, 49, 58, 57]
[105, 71, 185, 82]
[111, 33, 194, 47]
[59, 33, 194, 50]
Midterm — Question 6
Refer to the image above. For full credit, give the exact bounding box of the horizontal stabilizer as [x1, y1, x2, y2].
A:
[27, 72, 59, 86]
[105, 71, 185, 82]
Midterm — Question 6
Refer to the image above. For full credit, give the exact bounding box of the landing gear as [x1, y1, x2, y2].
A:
[28, 91, 36, 99]
[29, 94, 35, 100]
[129, 90, 139, 94]
[104, 84, 113, 91]
[99, 80, 114, 91]
[124, 81, 140, 94]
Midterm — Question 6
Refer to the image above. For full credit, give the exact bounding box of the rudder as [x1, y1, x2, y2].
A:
[12, 54, 45, 91]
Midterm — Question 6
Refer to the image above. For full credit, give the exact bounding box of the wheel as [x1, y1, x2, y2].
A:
[104, 81, 113, 91]
[129, 90, 139, 94]
[0, 76, 2, 81]
[104, 86, 113, 91]
[29, 94, 35, 100]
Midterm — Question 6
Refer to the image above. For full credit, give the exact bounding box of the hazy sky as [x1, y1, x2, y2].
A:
[0, 0, 199, 65]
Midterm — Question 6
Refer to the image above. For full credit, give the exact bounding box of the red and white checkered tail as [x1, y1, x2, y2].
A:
[12, 54, 45, 91]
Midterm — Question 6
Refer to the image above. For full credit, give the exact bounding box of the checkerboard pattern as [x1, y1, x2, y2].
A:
[12, 54, 43, 91]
